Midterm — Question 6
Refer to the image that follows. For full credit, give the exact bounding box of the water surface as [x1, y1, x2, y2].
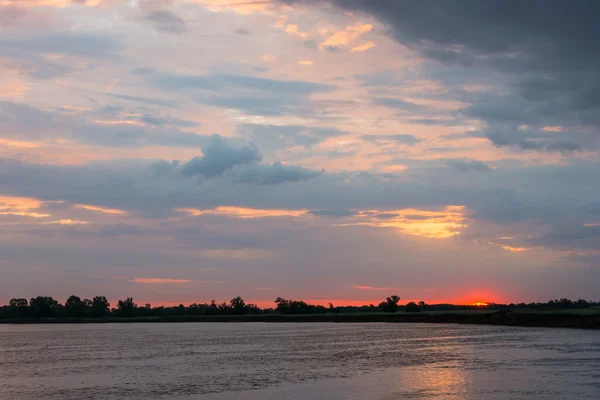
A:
[1, 323, 599, 399]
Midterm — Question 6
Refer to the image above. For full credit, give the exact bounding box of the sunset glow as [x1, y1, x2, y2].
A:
[1, 0, 598, 307]
[337, 206, 467, 238]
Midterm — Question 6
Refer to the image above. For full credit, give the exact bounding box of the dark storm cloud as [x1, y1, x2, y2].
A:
[467, 125, 584, 153]
[285, 0, 600, 151]
[530, 225, 600, 251]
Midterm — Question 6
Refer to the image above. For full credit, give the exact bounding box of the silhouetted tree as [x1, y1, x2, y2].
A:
[230, 296, 246, 314]
[9, 298, 29, 317]
[379, 295, 400, 313]
[91, 296, 110, 317]
[405, 301, 421, 313]
[117, 297, 137, 317]
[274, 297, 327, 314]
[275, 297, 290, 313]
[3, 295, 600, 320]
[29, 296, 59, 318]
[65, 295, 88, 317]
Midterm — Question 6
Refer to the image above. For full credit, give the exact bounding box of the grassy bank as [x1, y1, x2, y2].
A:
[2, 309, 600, 329]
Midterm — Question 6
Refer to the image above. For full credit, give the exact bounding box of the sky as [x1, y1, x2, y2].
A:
[1, 0, 600, 307]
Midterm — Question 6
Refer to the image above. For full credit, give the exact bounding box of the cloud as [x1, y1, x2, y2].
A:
[155, 72, 332, 94]
[446, 159, 491, 172]
[468, 124, 582, 153]
[288, 0, 600, 151]
[152, 72, 334, 115]
[0, 6, 28, 27]
[308, 209, 355, 218]
[303, 39, 318, 49]
[182, 134, 262, 178]
[105, 93, 180, 108]
[0, 32, 123, 59]
[529, 225, 600, 251]
[240, 124, 349, 150]
[177, 206, 307, 219]
[234, 28, 252, 35]
[320, 23, 372, 52]
[0, 101, 209, 148]
[101, 223, 144, 237]
[351, 41, 375, 53]
[375, 97, 426, 113]
[143, 10, 186, 34]
[232, 162, 323, 185]
[76, 204, 127, 215]
[352, 285, 395, 291]
[130, 278, 193, 284]
[360, 134, 420, 145]
[326, 150, 356, 159]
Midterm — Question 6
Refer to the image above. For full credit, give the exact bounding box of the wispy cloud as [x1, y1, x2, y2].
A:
[76, 204, 127, 215]
[130, 278, 194, 284]
[352, 285, 395, 291]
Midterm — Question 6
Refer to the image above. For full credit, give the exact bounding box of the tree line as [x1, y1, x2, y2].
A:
[0, 295, 598, 319]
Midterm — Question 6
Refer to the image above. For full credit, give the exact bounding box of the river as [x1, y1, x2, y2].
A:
[1, 323, 599, 399]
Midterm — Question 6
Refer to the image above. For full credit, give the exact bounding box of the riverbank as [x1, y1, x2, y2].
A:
[2, 309, 600, 328]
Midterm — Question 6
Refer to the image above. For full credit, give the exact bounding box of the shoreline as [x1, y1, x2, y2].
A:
[2, 310, 600, 329]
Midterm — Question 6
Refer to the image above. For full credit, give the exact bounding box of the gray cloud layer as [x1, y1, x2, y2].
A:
[287, 0, 600, 152]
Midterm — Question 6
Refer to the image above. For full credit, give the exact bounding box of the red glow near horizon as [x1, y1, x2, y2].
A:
[124, 295, 502, 309]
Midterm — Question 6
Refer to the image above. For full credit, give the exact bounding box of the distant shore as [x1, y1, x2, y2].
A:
[2, 309, 600, 329]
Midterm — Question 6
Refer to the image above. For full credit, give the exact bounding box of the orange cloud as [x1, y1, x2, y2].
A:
[321, 23, 372, 51]
[92, 120, 145, 127]
[542, 126, 564, 132]
[498, 244, 531, 253]
[177, 206, 308, 218]
[76, 204, 127, 215]
[187, 0, 270, 14]
[42, 219, 89, 225]
[351, 41, 375, 53]
[284, 23, 308, 38]
[0, 139, 39, 149]
[335, 206, 467, 238]
[0, 195, 50, 218]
